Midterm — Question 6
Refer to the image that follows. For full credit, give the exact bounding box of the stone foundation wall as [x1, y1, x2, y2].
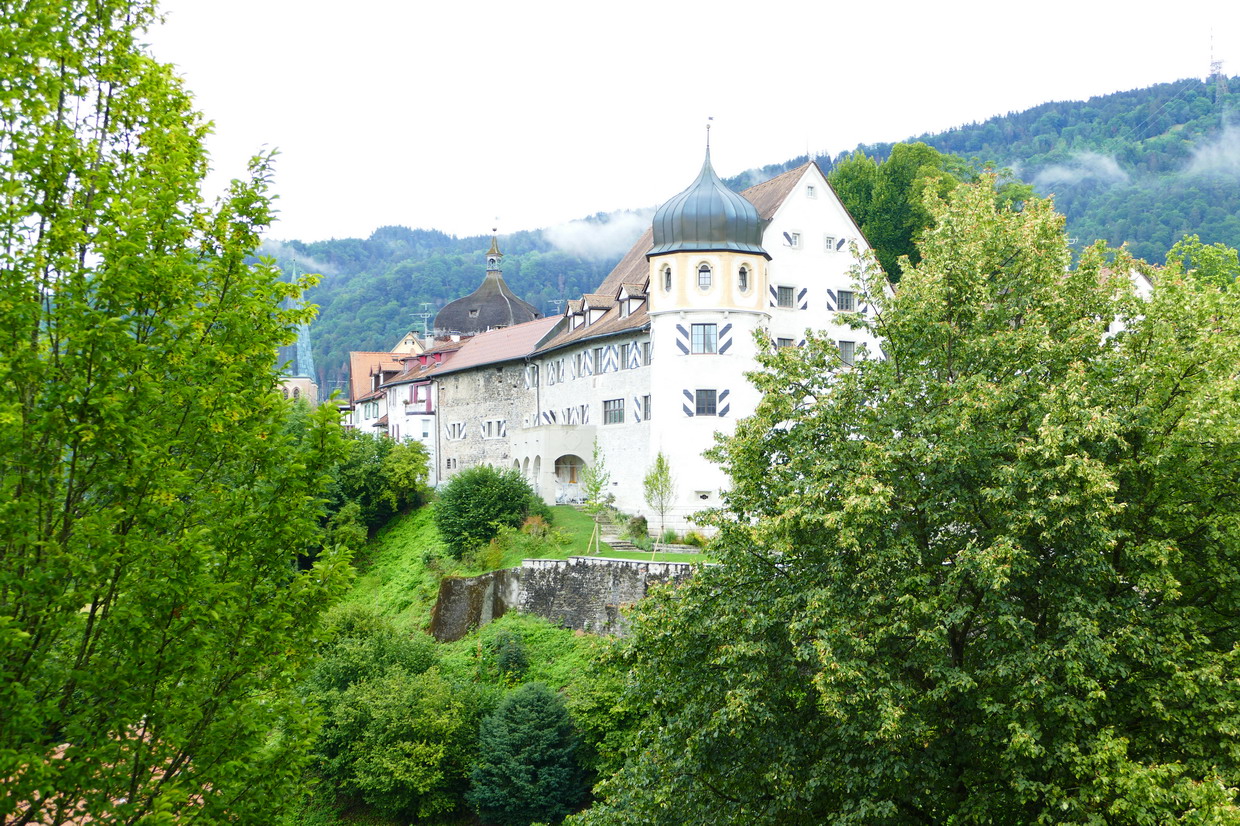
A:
[428, 556, 697, 641]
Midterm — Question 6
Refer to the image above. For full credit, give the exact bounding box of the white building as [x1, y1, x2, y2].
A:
[405, 155, 882, 531]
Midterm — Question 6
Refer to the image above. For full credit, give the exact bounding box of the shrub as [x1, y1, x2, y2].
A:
[436, 466, 546, 558]
[660, 529, 679, 544]
[494, 630, 529, 681]
[468, 682, 586, 826]
[682, 530, 707, 548]
[624, 514, 649, 541]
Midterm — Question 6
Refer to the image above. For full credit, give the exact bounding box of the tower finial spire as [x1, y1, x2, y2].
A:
[706, 116, 713, 152]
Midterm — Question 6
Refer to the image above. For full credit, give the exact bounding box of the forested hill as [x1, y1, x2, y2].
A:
[272, 218, 640, 397]
[284, 75, 1239, 397]
[852, 75, 1240, 263]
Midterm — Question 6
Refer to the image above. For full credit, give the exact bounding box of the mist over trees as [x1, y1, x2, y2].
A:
[288, 75, 1240, 402]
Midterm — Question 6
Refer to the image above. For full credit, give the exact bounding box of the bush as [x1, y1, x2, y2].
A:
[624, 515, 649, 541]
[494, 630, 529, 681]
[436, 466, 547, 558]
[468, 682, 586, 826]
[660, 529, 679, 544]
[682, 530, 707, 548]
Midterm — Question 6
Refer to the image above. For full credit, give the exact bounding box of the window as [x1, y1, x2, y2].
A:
[422, 422, 430, 438]
[698, 263, 712, 289]
[838, 340, 856, 366]
[691, 323, 717, 354]
[837, 290, 855, 311]
[777, 286, 795, 308]
[738, 265, 749, 291]
[785, 231, 801, 248]
[482, 419, 505, 439]
[619, 343, 629, 369]
[806, 185, 816, 198]
[824, 235, 836, 251]
[643, 341, 652, 365]
[593, 347, 604, 374]
[603, 398, 624, 424]
[663, 266, 672, 291]
[695, 389, 717, 416]
[619, 300, 629, 318]
[776, 338, 794, 349]
[643, 394, 651, 420]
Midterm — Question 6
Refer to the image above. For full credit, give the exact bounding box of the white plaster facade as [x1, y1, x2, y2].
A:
[401, 161, 884, 532]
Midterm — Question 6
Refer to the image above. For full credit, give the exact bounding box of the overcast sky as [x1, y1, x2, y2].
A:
[146, 0, 1240, 243]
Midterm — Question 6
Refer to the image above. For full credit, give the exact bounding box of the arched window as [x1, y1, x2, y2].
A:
[698, 263, 712, 289]
[663, 266, 672, 292]
[292, 387, 300, 400]
[738, 265, 749, 291]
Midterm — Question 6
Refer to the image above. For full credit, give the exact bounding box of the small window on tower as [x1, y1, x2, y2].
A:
[698, 263, 712, 289]
[663, 266, 672, 291]
[738, 265, 749, 292]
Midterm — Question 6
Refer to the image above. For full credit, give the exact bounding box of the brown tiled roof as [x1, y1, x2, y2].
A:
[582, 293, 615, 309]
[536, 299, 649, 356]
[566, 299, 583, 314]
[594, 228, 653, 296]
[619, 281, 646, 296]
[348, 351, 402, 403]
[743, 162, 815, 219]
[383, 340, 467, 385]
[434, 316, 561, 376]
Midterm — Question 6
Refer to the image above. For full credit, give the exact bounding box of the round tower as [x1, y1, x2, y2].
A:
[645, 147, 771, 506]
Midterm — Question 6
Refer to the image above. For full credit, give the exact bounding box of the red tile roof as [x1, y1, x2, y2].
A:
[433, 316, 561, 375]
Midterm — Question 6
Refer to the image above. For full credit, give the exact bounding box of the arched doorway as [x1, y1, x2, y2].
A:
[554, 454, 584, 504]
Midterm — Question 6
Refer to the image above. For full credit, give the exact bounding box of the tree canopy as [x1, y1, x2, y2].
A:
[573, 178, 1240, 824]
[0, 2, 351, 821]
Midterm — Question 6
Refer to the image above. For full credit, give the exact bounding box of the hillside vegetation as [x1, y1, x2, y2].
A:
[287, 76, 1239, 397]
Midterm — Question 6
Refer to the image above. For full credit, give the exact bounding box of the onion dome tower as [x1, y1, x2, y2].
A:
[434, 233, 541, 336]
[648, 148, 769, 258]
[645, 133, 771, 479]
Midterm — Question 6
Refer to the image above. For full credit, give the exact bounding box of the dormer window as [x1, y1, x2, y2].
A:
[663, 266, 672, 292]
[698, 263, 712, 289]
[738, 265, 749, 292]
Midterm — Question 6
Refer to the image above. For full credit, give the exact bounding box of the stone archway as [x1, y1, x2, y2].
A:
[553, 454, 584, 504]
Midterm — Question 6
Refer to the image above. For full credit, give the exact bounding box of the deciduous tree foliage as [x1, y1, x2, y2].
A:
[574, 179, 1240, 824]
[435, 466, 550, 558]
[0, 1, 351, 821]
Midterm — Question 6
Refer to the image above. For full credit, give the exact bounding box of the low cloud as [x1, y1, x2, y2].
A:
[1184, 124, 1240, 177]
[1032, 152, 1129, 189]
[258, 239, 338, 277]
[543, 209, 653, 261]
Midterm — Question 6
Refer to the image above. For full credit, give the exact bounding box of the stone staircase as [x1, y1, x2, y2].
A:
[579, 507, 640, 553]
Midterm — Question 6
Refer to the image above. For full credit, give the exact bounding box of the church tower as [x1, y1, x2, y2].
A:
[646, 146, 771, 501]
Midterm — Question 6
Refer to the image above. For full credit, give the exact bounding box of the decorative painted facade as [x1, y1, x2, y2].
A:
[346, 156, 884, 530]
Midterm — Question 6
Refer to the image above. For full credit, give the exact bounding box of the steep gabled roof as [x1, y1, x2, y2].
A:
[348, 351, 403, 403]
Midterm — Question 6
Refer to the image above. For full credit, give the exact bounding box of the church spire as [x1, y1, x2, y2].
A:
[486, 228, 502, 273]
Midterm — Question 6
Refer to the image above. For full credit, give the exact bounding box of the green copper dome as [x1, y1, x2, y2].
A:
[648, 149, 768, 258]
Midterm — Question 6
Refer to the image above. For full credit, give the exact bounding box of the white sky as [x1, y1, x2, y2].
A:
[146, 0, 1240, 243]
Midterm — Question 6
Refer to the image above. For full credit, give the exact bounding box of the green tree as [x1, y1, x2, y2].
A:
[435, 465, 549, 558]
[0, 1, 352, 821]
[575, 178, 1240, 823]
[580, 440, 613, 519]
[469, 682, 587, 826]
[642, 451, 676, 536]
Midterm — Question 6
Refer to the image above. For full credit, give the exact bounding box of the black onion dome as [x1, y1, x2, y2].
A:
[434, 272, 540, 335]
[648, 149, 768, 258]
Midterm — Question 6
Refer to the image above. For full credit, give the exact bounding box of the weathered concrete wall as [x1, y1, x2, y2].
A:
[428, 567, 522, 642]
[428, 556, 697, 641]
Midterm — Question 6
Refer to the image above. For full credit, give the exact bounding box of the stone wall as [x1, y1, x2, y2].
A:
[428, 556, 697, 641]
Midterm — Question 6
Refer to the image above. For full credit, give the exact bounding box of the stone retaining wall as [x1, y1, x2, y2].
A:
[428, 556, 697, 641]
